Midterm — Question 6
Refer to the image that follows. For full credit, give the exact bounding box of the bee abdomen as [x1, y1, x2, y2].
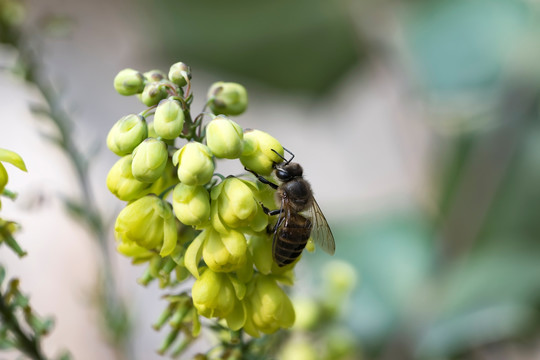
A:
[274, 227, 311, 266]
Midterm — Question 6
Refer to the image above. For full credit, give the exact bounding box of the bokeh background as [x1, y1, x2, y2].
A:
[2, 0, 540, 359]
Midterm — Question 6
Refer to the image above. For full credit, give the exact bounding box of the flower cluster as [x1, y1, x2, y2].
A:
[107, 62, 301, 355]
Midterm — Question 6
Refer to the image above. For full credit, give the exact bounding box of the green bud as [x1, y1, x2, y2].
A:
[172, 183, 210, 226]
[240, 129, 284, 175]
[154, 99, 185, 139]
[0, 163, 7, 195]
[144, 69, 167, 82]
[244, 275, 295, 337]
[202, 228, 247, 272]
[192, 268, 236, 318]
[107, 114, 148, 156]
[115, 195, 177, 256]
[113, 68, 145, 96]
[148, 121, 175, 146]
[146, 158, 179, 196]
[131, 138, 168, 183]
[141, 82, 168, 107]
[207, 82, 248, 116]
[172, 142, 214, 186]
[206, 116, 244, 159]
[106, 155, 153, 201]
[168, 62, 191, 87]
[210, 178, 267, 233]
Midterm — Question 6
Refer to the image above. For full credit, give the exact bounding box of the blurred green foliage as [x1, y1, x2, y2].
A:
[138, 0, 362, 94]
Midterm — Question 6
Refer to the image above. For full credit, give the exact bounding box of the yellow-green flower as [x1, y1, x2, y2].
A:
[240, 129, 284, 175]
[131, 138, 168, 182]
[106, 155, 152, 201]
[107, 114, 148, 156]
[114, 195, 177, 256]
[207, 81, 248, 116]
[244, 275, 295, 337]
[172, 183, 210, 226]
[205, 116, 244, 159]
[203, 228, 248, 273]
[113, 68, 145, 96]
[153, 99, 185, 140]
[210, 178, 267, 234]
[192, 268, 246, 330]
[172, 142, 214, 186]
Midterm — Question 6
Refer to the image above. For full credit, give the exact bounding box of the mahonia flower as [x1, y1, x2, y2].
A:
[210, 177, 267, 234]
[153, 99, 185, 140]
[107, 114, 147, 156]
[207, 81, 248, 116]
[106, 155, 152, 201]
[240, 129, 284, 175]
[173, 142, 214, 186]
[172, 183, 210, 226]
[131, 138, 168, 182]
[205, 116, 244, 159]
[243, 274, 295, 337]
[115, 195, 177, 256]
[107, 63, 322, 355]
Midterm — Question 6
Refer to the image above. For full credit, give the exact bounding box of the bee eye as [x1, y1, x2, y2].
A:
[276, 169, 289, 180]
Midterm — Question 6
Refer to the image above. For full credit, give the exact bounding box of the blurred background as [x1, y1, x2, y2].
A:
[2, 0, 540, 359]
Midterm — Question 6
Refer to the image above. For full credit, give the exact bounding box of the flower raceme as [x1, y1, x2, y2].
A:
[107, 62, 310, 353]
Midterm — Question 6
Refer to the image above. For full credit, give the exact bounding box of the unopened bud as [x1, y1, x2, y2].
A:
[168, 62, 191, 87]
[154, 99, 185, 139]
[172, 142, 214, 186]
[207, 82, 248, 116]
[107, 114, 148, 156]
[131, 138, 168, 182]
[106, 155, 152, 201]
[206, 116, 244, 159]
[141, 83, 168, 107]
[172, 183, 210, 226]
[240, 129, 284, 175]
[144, 69, 167, 82]
[113, 68, 145, 96]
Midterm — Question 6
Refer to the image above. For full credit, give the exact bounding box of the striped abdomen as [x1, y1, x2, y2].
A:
[273, 212, 312, 267]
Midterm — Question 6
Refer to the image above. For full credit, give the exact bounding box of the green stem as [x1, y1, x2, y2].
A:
[0, 288, 46, 360]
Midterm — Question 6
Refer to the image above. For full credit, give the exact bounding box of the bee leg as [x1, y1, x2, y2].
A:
[259, 202, 281, 216]
[244, 167, 278, 190]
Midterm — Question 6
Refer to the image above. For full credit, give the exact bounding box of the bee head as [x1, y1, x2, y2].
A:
[275, 162, 303, 181]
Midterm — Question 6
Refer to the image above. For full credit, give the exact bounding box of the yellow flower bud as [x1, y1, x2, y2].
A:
[168, 62, 191, 87]
[172, 183, 210, 226]
[113, 68, 145, 96]
[240, 129, 284, 175]
[131, 138, 168, 183]
[154, 99, 185, 140]
[207, 82, 248, 116]
[206, 116, 244, 159]
[0, 148, 27, 172]
[107, 114, 148, 156]
[244, 275, 295, 337]
[192, 268, 236, 318]
[141, 82, 168, 107]
[114, 195, 177, 256]
[172, 142, 214, 186]
[147, 121, 175, 146]
[106, 155, 152, 201]
[203, 228, 247, 272]
[210, 178, 267, 232]
[146, 158, 179, 196]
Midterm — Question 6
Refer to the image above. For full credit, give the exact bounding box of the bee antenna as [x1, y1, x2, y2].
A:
[271, 147, 295, 164]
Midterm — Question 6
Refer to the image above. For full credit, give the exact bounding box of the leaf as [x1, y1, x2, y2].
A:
[0, 149, 27, 172]
[184, 231, 206, 279]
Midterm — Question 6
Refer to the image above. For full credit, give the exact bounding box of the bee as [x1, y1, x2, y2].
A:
[245, 149, 335, 267]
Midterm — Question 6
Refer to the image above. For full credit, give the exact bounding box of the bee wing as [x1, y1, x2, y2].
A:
[307, 198, 335, 255]
[272, 196, 290, 263]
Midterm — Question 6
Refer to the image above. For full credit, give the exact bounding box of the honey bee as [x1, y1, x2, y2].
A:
[245, 149, 335, 266]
